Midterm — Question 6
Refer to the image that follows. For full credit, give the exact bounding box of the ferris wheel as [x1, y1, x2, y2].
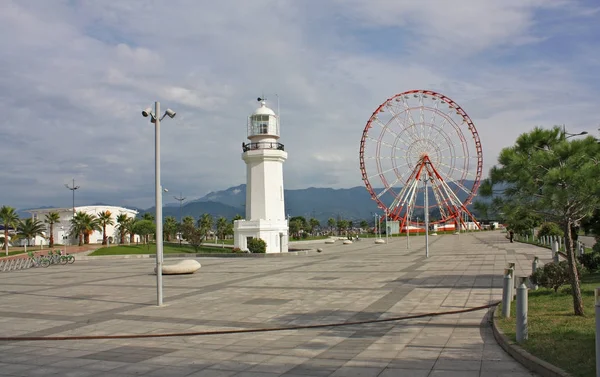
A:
[359, 89, 483, 231]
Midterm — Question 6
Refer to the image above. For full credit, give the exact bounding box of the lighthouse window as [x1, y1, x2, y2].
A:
[260, 123, 268, 134]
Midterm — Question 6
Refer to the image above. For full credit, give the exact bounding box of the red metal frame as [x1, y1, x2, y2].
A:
[359, 89, 483, 227]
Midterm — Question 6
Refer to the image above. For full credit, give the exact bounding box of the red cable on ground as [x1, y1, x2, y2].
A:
[0, 301, 500, 342]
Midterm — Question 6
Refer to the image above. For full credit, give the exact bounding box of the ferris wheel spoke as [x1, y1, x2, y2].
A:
[418, 95, 426, 140]
[426, 102, 440, 141]
[399, 99, 422, 143]
[435, 161, 469, 181]
[367, 165, 402, 181]
[365, 136, 403, 152]
[386, 105, 420, 145]
[430, 184, 450, 219]
[372, 117, 410, 148]
[376, 177, 402, 199]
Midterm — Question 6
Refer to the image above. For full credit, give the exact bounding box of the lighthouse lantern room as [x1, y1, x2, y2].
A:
[234, 98, 289, 253]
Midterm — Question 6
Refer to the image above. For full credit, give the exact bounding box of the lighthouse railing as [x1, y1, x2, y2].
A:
[242, 142, 285, 152]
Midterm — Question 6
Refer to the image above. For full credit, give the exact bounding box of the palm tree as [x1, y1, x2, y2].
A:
[126, 218, 138, 244]
[216, 217, 228, 240]
[309, 218, 320, 235]
[182, 216, 195, 226]
[164, 216, 178, 241]
[141, 213, 155, 243]
[18, 218, 46, 253]
[44, 211, 61, 248]
[82, 213, 100, 244]
[70, 212, 100, 245]
[97, 211, 114, 245]
[327, 218, 336, 236]
[232, 214, 243, 223]
[198, 213, 213, 240]
[0, 206, 19, 255]
[116, 214, 129, 244]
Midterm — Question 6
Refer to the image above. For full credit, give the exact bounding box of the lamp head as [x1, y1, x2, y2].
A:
[142, 108, 153, 117]
[164, 109, 176, 119]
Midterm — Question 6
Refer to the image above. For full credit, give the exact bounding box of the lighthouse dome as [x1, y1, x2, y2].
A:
[247, 100, 279, 139]
[253, 101, 276, 116]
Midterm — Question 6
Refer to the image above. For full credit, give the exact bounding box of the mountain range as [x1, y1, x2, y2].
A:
[17, 182, 484, 223]
[142, 182, 483, 223]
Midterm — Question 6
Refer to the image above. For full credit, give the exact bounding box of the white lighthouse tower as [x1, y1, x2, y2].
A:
[233, 98, 289, 253]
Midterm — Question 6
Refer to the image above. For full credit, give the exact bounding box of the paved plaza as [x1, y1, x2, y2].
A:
[0, 231, 552, 377]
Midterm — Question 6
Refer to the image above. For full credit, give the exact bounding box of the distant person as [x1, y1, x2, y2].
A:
[509, 229, 514, 243]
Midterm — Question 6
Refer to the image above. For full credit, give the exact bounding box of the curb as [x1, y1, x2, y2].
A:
[77, 249, 315, 261]
[491, 305, 572, 377]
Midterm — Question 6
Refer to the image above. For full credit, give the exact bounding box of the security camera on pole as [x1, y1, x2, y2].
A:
[141, 102, 176, 307]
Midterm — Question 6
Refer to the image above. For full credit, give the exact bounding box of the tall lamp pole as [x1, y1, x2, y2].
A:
[65, 178, 80, 215]
[142, 101, 177, 307]
[173, 193, 186, 246]
[424, 170, 430, 258]
[563, 124, 588, 139]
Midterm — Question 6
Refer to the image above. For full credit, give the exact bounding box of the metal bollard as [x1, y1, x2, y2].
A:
[532, 257, 539, 290]
[516, 277, 528, 342]
[502, 270, 512, 318]
[552, 241, 559, 263]
[506, 263, 515, 300]
[596, 288, 600, 377]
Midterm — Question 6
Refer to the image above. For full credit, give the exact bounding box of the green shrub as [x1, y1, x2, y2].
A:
[247, 238, 266, 253]
[531, 261, 582, 292]
[537, 222, 563, 239]
[578, 251, 600, 272]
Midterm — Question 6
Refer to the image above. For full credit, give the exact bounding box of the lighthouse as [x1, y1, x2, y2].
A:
[233, 98, 289, 253]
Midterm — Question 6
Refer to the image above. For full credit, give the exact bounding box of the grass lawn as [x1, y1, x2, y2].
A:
[90, 243, 233, 256]
[496, 272, 600, 377]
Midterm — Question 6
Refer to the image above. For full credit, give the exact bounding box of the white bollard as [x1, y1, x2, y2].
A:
[507, 263, 515, 301]
[502, 270, 512, 318]
[516, 278, 528, 342]
[532, 257, 539, 290]
[552, 241, 559, 263]
[596, 288, 600, 377]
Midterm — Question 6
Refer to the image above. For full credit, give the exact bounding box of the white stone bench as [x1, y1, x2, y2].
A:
[155, 259, 201, 275]
[324, 239, 336, 244]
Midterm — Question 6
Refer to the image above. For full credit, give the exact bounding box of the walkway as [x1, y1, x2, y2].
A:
[0, 231, 550, 376]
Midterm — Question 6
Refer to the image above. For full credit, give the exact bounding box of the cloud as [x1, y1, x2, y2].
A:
[0, 0, 598, 211]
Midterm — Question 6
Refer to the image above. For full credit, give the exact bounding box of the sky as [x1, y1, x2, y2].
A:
[1, 0, 599, 210]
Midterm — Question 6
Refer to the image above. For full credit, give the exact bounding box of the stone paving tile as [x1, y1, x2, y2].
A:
[0, 232, 547, 377]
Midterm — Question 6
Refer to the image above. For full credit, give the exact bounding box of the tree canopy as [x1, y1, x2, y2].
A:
[483, 126, 600, 315]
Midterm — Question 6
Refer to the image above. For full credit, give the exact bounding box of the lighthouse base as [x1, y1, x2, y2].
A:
[233, 219, 289, 253]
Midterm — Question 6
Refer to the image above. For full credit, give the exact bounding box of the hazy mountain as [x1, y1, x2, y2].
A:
[177, 181, 483, 223]
[18, 180, 487, 223]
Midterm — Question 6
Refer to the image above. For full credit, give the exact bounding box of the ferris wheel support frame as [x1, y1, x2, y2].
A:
[360, 89, 483, 230]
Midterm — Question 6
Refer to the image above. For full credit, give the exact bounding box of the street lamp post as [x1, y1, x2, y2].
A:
[142, 101, 176, 307]
[385, 209, 389, 244]
[61, 226, 67, 255]
[174, 193, 186, 246]
[563, 124, 588, 139]
[65, 178, 80, 215]
[424, 171, 430, 258]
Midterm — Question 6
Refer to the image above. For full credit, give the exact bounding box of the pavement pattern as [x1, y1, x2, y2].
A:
[0, 231, 553, 377]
